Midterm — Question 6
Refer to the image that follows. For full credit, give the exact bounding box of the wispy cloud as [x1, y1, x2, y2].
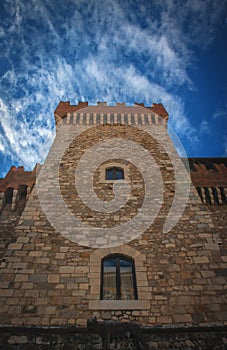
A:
[212, 105, 227, 120]
[0, 133, 5, 153]
[212, 105, 227, 156]
[0, 0, 226, 176]
[154, 0, 226, 49]
[0, 98, 55, 172]
[199, 120, 210, 134]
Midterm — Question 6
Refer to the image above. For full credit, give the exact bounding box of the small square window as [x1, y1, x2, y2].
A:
[106, 167, 124, 180]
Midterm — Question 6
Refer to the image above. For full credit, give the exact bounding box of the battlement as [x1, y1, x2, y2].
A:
[185, 158, 227, 205]
[0, 165, 37, 213]
[54, 101, 169, 128]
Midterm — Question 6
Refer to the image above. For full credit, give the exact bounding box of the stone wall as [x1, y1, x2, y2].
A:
[0, 325, 226, 349]
[0, 208, 20, 260]
[0, 104, 226, 327]
[0, 102, 226, 348]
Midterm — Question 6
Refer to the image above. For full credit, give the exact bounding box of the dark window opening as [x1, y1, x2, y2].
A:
[220, 187, 227, 204]
[4, 187, 13, 205]
[212, 187, 219, 205]
[101, 255, 137, 300]
[16, 185, 28, 213]
[205, 162, 218, 172]
[18, 185, 27, 201]
[196, 187, 204, 203]
[204, 187, 211, 205]
[106, 167, 124, 180]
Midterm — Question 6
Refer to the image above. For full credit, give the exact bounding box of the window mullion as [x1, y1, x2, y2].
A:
[100, 259, 104, 300]
[116, 257, 121, 299]
[132, 262, 138, 300]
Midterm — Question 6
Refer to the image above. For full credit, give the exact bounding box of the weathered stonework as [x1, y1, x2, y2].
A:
[0, 101, 226, 348]
[0, 324, 226, 349]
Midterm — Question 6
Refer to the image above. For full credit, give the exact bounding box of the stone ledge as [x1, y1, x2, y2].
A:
[89, 300, 150, 310]
[0, 324, 226, 333]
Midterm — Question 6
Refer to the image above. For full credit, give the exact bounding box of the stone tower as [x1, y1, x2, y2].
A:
[0, 101, 226, 348]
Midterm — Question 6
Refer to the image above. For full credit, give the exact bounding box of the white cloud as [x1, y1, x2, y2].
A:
[0, 0, 22, 38]
[213, 106, 227, 120]
[0, 0, 226, 175]
[199, 120, 210, 134]
[0, 134, 5, 152]
[0, 98, 55, 171]
[80, 58, 197, 147]
[154, 0, 226, 48]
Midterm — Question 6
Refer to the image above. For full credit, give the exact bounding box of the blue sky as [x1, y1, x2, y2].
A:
[0, 0, 227, 178]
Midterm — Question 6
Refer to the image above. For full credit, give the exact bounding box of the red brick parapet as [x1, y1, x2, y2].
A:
[145, 103, 169, 121]
[54, 101, 89, 126]
[54, 101, 89, 119]
[0, 165, 37, 193]
[186, 158, 227, 188]
[54, 101, 169, 127]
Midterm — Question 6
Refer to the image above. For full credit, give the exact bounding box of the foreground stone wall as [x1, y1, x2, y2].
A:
[0, 325, 226, 349]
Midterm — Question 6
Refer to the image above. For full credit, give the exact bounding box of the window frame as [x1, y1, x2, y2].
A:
[100, 254, 138, 301]
[99, 162, 130, 184]
[105, 167, 125, 181]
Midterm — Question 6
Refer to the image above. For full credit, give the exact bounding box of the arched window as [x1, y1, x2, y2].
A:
[101, 255, 137, 300]
[106, 167, 124, 180]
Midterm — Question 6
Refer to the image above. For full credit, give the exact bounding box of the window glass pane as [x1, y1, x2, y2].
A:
[115, 168, 124, 180]
[101, 255, 136, 300]
[120, 258, 135, 300]
[103, 258, 117, 299]
[106, 168, 114, 180]
[106, 167, 124, 180]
